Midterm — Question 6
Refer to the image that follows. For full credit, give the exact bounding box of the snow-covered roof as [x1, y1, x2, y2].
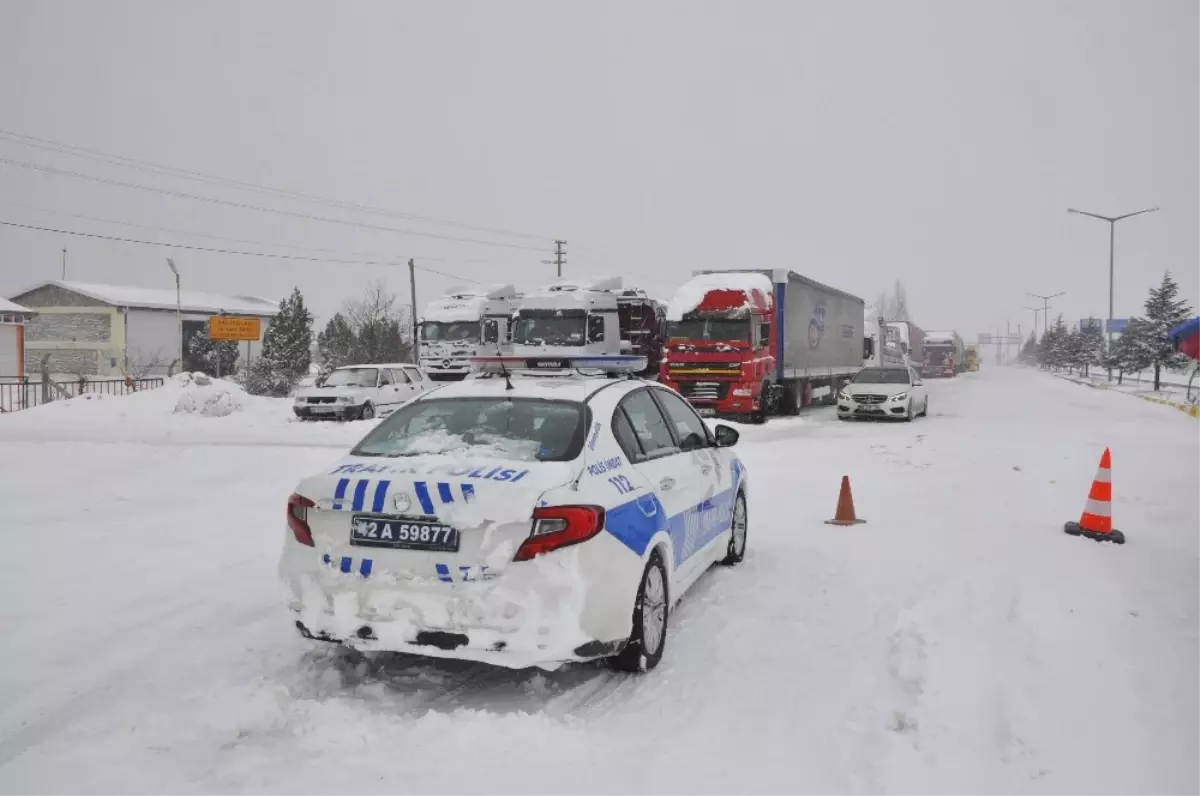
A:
[0, 297, 32, 314]
[666, 271, 774, 321]
[11, 280, 280, 316]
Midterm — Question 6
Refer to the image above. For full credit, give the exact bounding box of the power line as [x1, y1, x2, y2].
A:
[0, 156, 549, 253]
[0, 218, 482, 283]
[0, 128, 555, 243]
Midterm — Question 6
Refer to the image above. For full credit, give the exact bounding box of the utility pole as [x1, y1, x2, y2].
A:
[1023, 306, 1043, 341]
[1067, 206, 1158, 380]
[1027, 291, 1064, 340]
[408, 258, 419, 364]
[166, 258, 182, 372]
[542, 240, 567, 278]
[61, 248, 67, 280]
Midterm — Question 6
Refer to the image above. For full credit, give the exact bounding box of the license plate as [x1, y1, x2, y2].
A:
[309, 405, 334, 413]
[855, 406, 884, 414]
[696, 407, 716, 417]
[349, 515, 459, 551]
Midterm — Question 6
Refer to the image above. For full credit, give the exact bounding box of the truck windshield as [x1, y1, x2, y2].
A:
[512, 310, 586, 346]
[352, 397, 587, 462]
[853, 368, 910, 384]
[667, 318, 749, 342]
[421, 321, 479, 343]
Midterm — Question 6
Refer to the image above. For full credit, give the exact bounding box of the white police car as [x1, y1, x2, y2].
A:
[280, 354, 749, 671]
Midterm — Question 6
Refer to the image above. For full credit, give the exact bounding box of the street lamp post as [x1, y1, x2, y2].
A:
[1067, 206, 1159, 379]
[1026, 291, 1065, 339]
[166, 258, 182, 374]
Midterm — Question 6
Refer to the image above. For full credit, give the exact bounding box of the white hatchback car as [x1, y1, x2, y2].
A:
[293, 363, 429, 421]
[837, 365, 929, 421]
[280, 354, 749, 671]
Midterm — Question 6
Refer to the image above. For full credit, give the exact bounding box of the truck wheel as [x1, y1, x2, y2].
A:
[781, 385, 799, 416]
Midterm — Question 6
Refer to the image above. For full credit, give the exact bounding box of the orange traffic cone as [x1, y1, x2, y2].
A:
[1064, 448, 1125, 545]
[825, 475, 866, 526]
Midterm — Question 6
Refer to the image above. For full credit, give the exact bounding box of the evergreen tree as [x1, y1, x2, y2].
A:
[1077, 323, 1106, 377]
[1103, 319, 1152, 385]
[317, 312, 356, 370]
[186, 320, 240, 377]
[250, 288, 314, 396]
[1020, 331, 1037, 363]
[1039, 315, 1070, 370]
[1131, 271, 1193, 390]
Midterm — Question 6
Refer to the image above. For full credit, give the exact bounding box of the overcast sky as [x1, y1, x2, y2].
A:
[1, 0, 1195, 340]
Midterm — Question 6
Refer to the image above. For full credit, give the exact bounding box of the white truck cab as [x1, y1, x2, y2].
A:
[419, 285, 519, 381]
[510, 276, 625, 360]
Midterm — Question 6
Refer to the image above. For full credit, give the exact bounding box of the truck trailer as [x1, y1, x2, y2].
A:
[884, 321, 926, 371]
[659, 269, 865, 422]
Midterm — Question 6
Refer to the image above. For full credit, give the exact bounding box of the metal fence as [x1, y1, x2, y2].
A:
[0, 376, 166, 413]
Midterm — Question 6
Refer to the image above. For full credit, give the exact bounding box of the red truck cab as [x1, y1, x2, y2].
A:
[659, 282, 776, 419]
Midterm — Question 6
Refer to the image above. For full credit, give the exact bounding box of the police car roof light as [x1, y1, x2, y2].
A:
[470, 354, 647, 376]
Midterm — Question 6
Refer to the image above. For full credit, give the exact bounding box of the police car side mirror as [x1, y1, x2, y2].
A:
[713, 424, 739, 448]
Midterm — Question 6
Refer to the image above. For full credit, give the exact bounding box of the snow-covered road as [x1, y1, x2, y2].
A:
[1, 368, 1196, 794]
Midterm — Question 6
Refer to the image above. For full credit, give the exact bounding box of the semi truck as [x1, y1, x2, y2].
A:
[884, 321, 926, 371]
[923, 330, 964, 377]
[418, 284, 519, 380]
[509, 277, 664, 376]
[659, 269, 866, 422]
[965, 344, 980, 371]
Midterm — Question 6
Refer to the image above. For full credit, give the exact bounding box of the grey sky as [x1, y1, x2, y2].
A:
[1, 0, 1196, 340]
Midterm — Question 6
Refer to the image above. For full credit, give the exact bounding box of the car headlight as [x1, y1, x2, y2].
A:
[889, 392, 908, 402]
[336, 396, 355, 404]
[838, 390, 851, 401]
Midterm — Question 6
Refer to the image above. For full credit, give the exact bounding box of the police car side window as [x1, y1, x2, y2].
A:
[652, 389, 710, 451]
[618, 390, 678, 458]
[611, 407, 644, 461]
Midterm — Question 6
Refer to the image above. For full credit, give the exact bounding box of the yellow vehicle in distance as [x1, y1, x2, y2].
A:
[965, 345, 980, 371]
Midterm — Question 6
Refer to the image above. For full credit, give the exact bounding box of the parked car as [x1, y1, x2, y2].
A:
[293, 363, 429, 421]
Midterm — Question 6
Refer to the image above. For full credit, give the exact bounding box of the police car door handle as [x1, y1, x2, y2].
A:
[659, 477, 675, 491]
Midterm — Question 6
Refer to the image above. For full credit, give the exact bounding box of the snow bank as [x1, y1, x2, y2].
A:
[0, 372, 379, 447]
[666, 271, 773, 321]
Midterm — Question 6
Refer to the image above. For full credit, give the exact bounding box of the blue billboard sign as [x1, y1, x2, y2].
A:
[1106, 318, 1130, 334]
[1080, 317, 1103, 331]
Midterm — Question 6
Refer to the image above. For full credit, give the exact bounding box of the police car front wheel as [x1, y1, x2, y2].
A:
[608, 551, 669, 673]
[719, 491, 748, 566]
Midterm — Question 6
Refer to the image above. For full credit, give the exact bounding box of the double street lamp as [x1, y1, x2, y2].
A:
[1067, 206, 1158, 379]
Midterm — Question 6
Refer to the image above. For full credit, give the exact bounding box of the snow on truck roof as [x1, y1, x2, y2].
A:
[11, 280, 279, 316]
[666, 271, 774, 321]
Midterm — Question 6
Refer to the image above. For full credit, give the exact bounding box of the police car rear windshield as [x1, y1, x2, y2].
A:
[853, 367, 910, 384]
[352, 397, 587, 462]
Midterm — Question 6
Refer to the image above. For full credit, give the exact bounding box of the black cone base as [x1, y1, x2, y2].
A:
[1064, 521, 1126, 545]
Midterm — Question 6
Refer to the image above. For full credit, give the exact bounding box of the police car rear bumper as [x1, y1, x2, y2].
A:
[282, 546, 637, 670]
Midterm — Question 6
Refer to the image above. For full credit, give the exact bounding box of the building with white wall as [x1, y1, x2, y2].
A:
[0, 297, 35, 376]
[8, 281, 278, 377]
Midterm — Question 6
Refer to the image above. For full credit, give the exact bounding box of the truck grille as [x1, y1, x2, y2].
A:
[678, 382, 729, 401]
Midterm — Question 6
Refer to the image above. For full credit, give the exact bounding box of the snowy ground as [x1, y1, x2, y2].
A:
[1, 368, 1196, 794]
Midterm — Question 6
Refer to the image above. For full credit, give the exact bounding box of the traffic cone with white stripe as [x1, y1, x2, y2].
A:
[1064, 448, 1125, 545]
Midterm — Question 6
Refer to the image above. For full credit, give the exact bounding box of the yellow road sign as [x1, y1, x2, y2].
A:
[209, 316, 261, 341]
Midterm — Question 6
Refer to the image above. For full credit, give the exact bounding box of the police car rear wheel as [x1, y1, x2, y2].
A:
[608, 552, 669, 673]
[720, 492, 747, 565]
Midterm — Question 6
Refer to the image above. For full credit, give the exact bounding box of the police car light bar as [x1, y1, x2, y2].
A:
[471, 354, 647, 374]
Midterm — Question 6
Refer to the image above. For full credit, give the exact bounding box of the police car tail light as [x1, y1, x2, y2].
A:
[288, 493, 316, 547]
[513, 505, 606, 561]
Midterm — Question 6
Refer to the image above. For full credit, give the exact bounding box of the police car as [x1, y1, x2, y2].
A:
[280, 354, 749, 672]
